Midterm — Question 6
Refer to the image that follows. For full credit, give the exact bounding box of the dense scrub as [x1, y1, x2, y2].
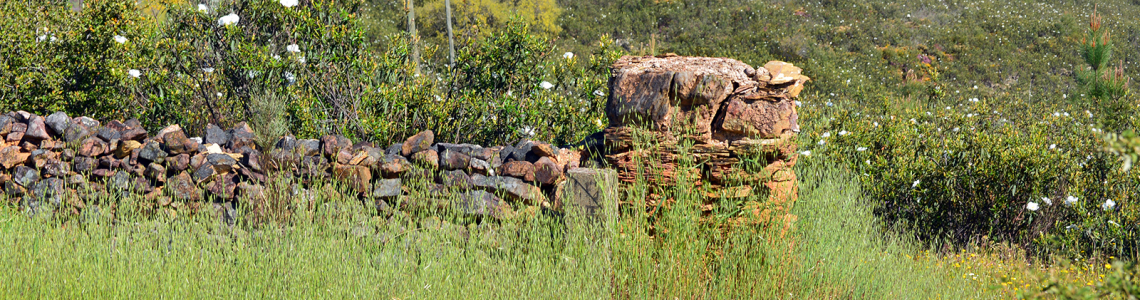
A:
[4, 0, 1140, 291]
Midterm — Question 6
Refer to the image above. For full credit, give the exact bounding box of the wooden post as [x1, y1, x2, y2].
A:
[445, 0, 455, 68]
[407, 0, 420, 75]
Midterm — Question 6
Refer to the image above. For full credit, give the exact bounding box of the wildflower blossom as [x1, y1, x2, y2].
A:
[856, 147, 868, 152]
[284, 71, 296, 84]
[1026, 202, 1039, 211]
[198, 4, 208, 12]
[202, 68, 214, 73]
[912, 180, 920, 188]
[286, 44, 300, 53]
[800, 150, 811, 157]
[540, 81, 554, 90]
[518, 126, 535, 137]
[1041, 197, 1052, 206]
[593, 90, 605, 97]
[113, 35, 127, 44]
[297, 56, 306, 64]
[280, 0, 298, 7]
[128, 69, 141, 78]
[817, 140, 826, 145]
[563, 52, 574, 59]
[821, 132, 831, 138]
[1064, 195, 1078, 207]
[1102, 199, 1116, 211]
[218, 13, 240, 26]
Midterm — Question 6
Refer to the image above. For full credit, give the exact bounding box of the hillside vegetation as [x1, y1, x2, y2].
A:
[2, 0, 1140, 297]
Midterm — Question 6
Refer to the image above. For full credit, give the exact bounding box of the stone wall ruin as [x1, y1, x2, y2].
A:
[0, 55, 804, 228]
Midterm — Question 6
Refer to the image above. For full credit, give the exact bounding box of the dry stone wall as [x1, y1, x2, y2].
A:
[0, 112, 609, 221]
[0, 55, 802, 227]
[600, 55, 806, 224]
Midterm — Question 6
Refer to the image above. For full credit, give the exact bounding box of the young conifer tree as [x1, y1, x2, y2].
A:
[1078, 6, 1130, 101]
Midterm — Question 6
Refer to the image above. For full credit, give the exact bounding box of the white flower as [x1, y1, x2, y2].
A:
[540, 81, 554, 90]
[280, 0, 298, 8]
[563, 52, 574, 59]
[593, 90, 605, 97]
[198, 4, 208, 12]
[795, 101, 802, 106]
[817, 140, 826, 145]
[856, 147, 868, 152]
[839, 130, 850, 136]
[969, 97, 979, 102]
[218, 13, 240, 26]
[1026, 202, 1039, 211]
[113, 35, 128, 44]
[594, 118, 604, 128]
[247, 70, 259, 78]
[826, 102, 834, 107]
[1102, 199, 1116, 211]
[912, 180, 920, 188]
[127, 69, 141, 78]
[202, 67, 214, 73]
[297, 56, 306, 64]
[216, 92, 223, 98]
[286, 44, 300, 53]
[1041, 197, 1052, 206]
[1064, 195, 1078, 207]
[1049, 144, 1056, 150]
[518, 126, 535, 137]
[821, 132, 831, 138]
[799, 150, 811, 157]
[1109, 220, 1120, 227]
[284, 71, 296, 83]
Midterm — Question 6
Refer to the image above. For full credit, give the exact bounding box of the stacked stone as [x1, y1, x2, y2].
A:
[0, 111, 610, 221]
[601, 55, 807, 224]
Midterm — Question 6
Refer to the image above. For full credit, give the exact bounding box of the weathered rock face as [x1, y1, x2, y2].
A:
[603, 55, 805, 226]
[607, 55, 807, 143]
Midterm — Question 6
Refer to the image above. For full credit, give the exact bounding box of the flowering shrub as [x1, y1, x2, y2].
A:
[0, 0, 615, 147]
[798, 92, 1139, 259]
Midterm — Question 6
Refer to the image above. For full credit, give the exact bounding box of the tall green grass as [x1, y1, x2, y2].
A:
[0, 157, 1021, 298]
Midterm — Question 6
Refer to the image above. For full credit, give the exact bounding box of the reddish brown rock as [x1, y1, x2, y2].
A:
[227, 122, 256, 150]
[168, 171, 200, 202]
[376, 154, 411, 178]
[78, 138, 108, 157]
[6, 131, 24, 143]
[500, 160, 536, 182]
[531, 142, 557, 158]
[401, 130, 434, 156]
[533, 157, 563, 185]
[24, 116, 50, 141]
[333, 165, 372, 196]
[439, 149, 471, 170]
[321, 135, 352, 158]
[715, 98, 796, 139]
[0, 146, 27, 169]
[410, 149, 439, 168]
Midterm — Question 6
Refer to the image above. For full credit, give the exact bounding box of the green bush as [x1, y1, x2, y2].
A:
[0, 0, 615, 147]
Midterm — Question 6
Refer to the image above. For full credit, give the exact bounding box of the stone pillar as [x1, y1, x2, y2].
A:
[601, 55, 808, 228]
